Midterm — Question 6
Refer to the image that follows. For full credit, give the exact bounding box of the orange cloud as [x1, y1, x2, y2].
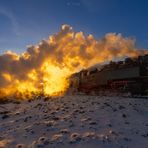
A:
[0, 24, 147, 98]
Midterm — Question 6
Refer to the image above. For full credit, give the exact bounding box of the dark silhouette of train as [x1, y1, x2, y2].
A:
[69, 54, 148, 96]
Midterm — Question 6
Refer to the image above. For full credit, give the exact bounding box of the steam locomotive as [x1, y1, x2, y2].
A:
[69, 54, 148, 96]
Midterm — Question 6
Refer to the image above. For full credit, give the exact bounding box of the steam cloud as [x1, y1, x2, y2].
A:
[0, 24, 147, 98]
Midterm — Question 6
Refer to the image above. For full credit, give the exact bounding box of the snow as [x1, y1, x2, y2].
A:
[0, 95, 148, 148]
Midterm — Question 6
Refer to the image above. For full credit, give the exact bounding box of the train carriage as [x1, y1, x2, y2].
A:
[69, 54, 148, 96]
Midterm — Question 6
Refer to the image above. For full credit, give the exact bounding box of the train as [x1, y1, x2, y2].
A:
[69, 54, 148, 96]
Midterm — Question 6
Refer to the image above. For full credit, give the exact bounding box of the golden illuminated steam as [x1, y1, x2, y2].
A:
[0, 24, 147, 98]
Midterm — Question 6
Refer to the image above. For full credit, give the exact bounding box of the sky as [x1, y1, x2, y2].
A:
[0, 0, 148, 54]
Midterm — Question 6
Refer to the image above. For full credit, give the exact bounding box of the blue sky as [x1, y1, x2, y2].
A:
[0, 0, 148, 54]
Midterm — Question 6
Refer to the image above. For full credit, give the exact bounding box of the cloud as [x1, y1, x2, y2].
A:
[0, 24, 147, 97]
[0, 6, 20, 36]
[67, 2, 81, 7]
[80, 0, 100, 12]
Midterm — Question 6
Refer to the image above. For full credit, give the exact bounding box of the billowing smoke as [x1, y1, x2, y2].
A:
[0, 24, 147, 98]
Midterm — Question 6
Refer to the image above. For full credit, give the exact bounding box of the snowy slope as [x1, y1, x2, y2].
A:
[0, 95, 148, 148]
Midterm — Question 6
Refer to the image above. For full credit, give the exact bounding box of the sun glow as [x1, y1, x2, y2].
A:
[41, 62, 70, 96]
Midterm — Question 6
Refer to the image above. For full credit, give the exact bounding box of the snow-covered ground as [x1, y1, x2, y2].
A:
[0, 95, 148, 148]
